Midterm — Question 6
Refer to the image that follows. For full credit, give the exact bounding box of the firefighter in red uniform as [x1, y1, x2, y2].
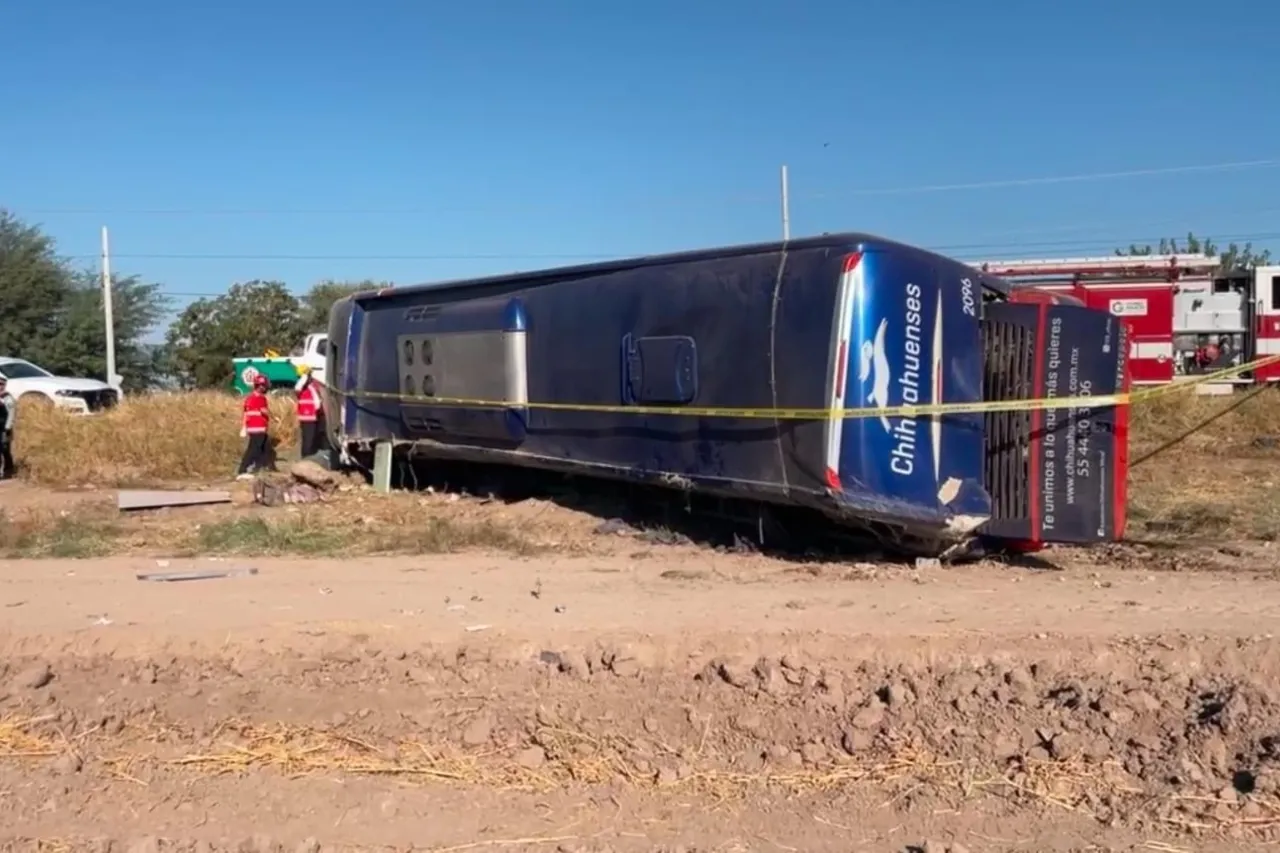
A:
[294, 367, 324, 458]
[236, 374, 272, 479]
[1193, 336, 1221, 373]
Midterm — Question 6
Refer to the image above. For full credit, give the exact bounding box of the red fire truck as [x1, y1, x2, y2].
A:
[970, 254, 1280, 394]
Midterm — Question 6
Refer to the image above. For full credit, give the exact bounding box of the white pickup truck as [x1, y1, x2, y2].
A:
[292, 333, 328, 384]
[0, 357, 121, 414]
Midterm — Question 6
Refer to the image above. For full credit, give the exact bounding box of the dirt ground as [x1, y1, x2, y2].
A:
[3, 518, 1280, 853]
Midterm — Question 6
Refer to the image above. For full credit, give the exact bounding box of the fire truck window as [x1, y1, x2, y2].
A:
[1272, 276, 1280, 311]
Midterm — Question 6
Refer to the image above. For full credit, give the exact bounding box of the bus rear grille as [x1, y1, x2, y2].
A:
[981, 319, 1035, 522]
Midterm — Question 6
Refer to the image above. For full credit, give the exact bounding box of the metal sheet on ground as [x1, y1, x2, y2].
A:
[135, 567, 259, 582]
[116, 489, 233, 511]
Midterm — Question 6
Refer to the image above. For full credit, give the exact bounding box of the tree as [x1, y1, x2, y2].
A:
[299, 279, 387, 332]
[0, 209, 170, 389]
[0, 209, 73, 360]
[35, 270, 171, 392]
[165, 280, 307, 389]
[1117, 232, 1272, 271]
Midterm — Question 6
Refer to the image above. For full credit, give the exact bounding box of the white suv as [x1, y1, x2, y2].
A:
[0, 357, 120, 414]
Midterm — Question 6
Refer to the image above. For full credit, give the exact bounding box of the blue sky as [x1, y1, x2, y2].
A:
[2, 0, 1278, 332]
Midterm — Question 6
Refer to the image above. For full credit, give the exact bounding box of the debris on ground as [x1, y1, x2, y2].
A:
[289, 459, 346, 491]
[250, 459, 363, 507]
[135, 567, 259, 583]
[252, 478, 325, 506]
[117, 489, 232, 512]
[593, 517, 633, 536]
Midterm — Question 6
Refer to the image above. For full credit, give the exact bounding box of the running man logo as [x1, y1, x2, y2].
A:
[859, 319, 892, 432]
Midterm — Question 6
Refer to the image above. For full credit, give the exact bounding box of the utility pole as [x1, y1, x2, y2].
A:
[100, 226, 118, 389]
[780, 164, 791, 241]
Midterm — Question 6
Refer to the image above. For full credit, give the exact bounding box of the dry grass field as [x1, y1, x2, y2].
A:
[13, 392, 302, 486]
[6, 385, 1280, 555]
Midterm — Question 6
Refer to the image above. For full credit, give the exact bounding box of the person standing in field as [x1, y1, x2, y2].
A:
[294, 367, 325, 458]
[0, 376, 15, 480]
[236, 374, 272, 480]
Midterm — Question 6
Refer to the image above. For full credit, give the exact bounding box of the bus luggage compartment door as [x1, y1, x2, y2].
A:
[980, 302, 1130, 545]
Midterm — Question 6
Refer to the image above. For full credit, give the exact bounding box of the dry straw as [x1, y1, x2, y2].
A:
[98, 719, 1280, 826]
[13, 391, 299, 487]
[6, 714, 1280, 836]
[0, 715, 61, 758]
[159, 720, 1111, 808]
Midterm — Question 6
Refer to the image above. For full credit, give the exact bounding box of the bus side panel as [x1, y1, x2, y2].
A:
[519, 248, 801, 493]
[391, 296, 529, 446]
[338, 245, 848, 504]
[350, 297, 413, 443]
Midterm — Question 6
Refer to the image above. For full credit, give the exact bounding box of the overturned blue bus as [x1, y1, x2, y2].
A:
[323, 233, 1130, 556]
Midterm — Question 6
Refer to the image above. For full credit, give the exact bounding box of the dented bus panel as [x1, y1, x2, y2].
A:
[324, 233, 1130, 555]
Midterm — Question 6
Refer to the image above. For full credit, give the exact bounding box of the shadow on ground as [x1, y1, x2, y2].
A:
[386, 452, 1055, 568]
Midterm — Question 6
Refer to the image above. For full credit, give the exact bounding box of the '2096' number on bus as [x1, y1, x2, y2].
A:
[960, 278, 977, 317]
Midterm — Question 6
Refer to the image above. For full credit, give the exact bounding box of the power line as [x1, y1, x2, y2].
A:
[113, 230, 1277, 304]
[19, 157, 1280, 216]
[67, 252, 618, 261]
[925, 207, 1280, 241]
[806, 158, 1280, 198]
[63, 229, 1280, 267]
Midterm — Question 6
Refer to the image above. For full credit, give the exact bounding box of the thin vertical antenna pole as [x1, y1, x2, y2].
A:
[101, 226, 118, 388]
[780, 164, 791, 241]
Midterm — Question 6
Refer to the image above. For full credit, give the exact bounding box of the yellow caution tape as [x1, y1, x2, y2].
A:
[327, 354, 1280, 422]
[1127, 355, 1279, 403]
